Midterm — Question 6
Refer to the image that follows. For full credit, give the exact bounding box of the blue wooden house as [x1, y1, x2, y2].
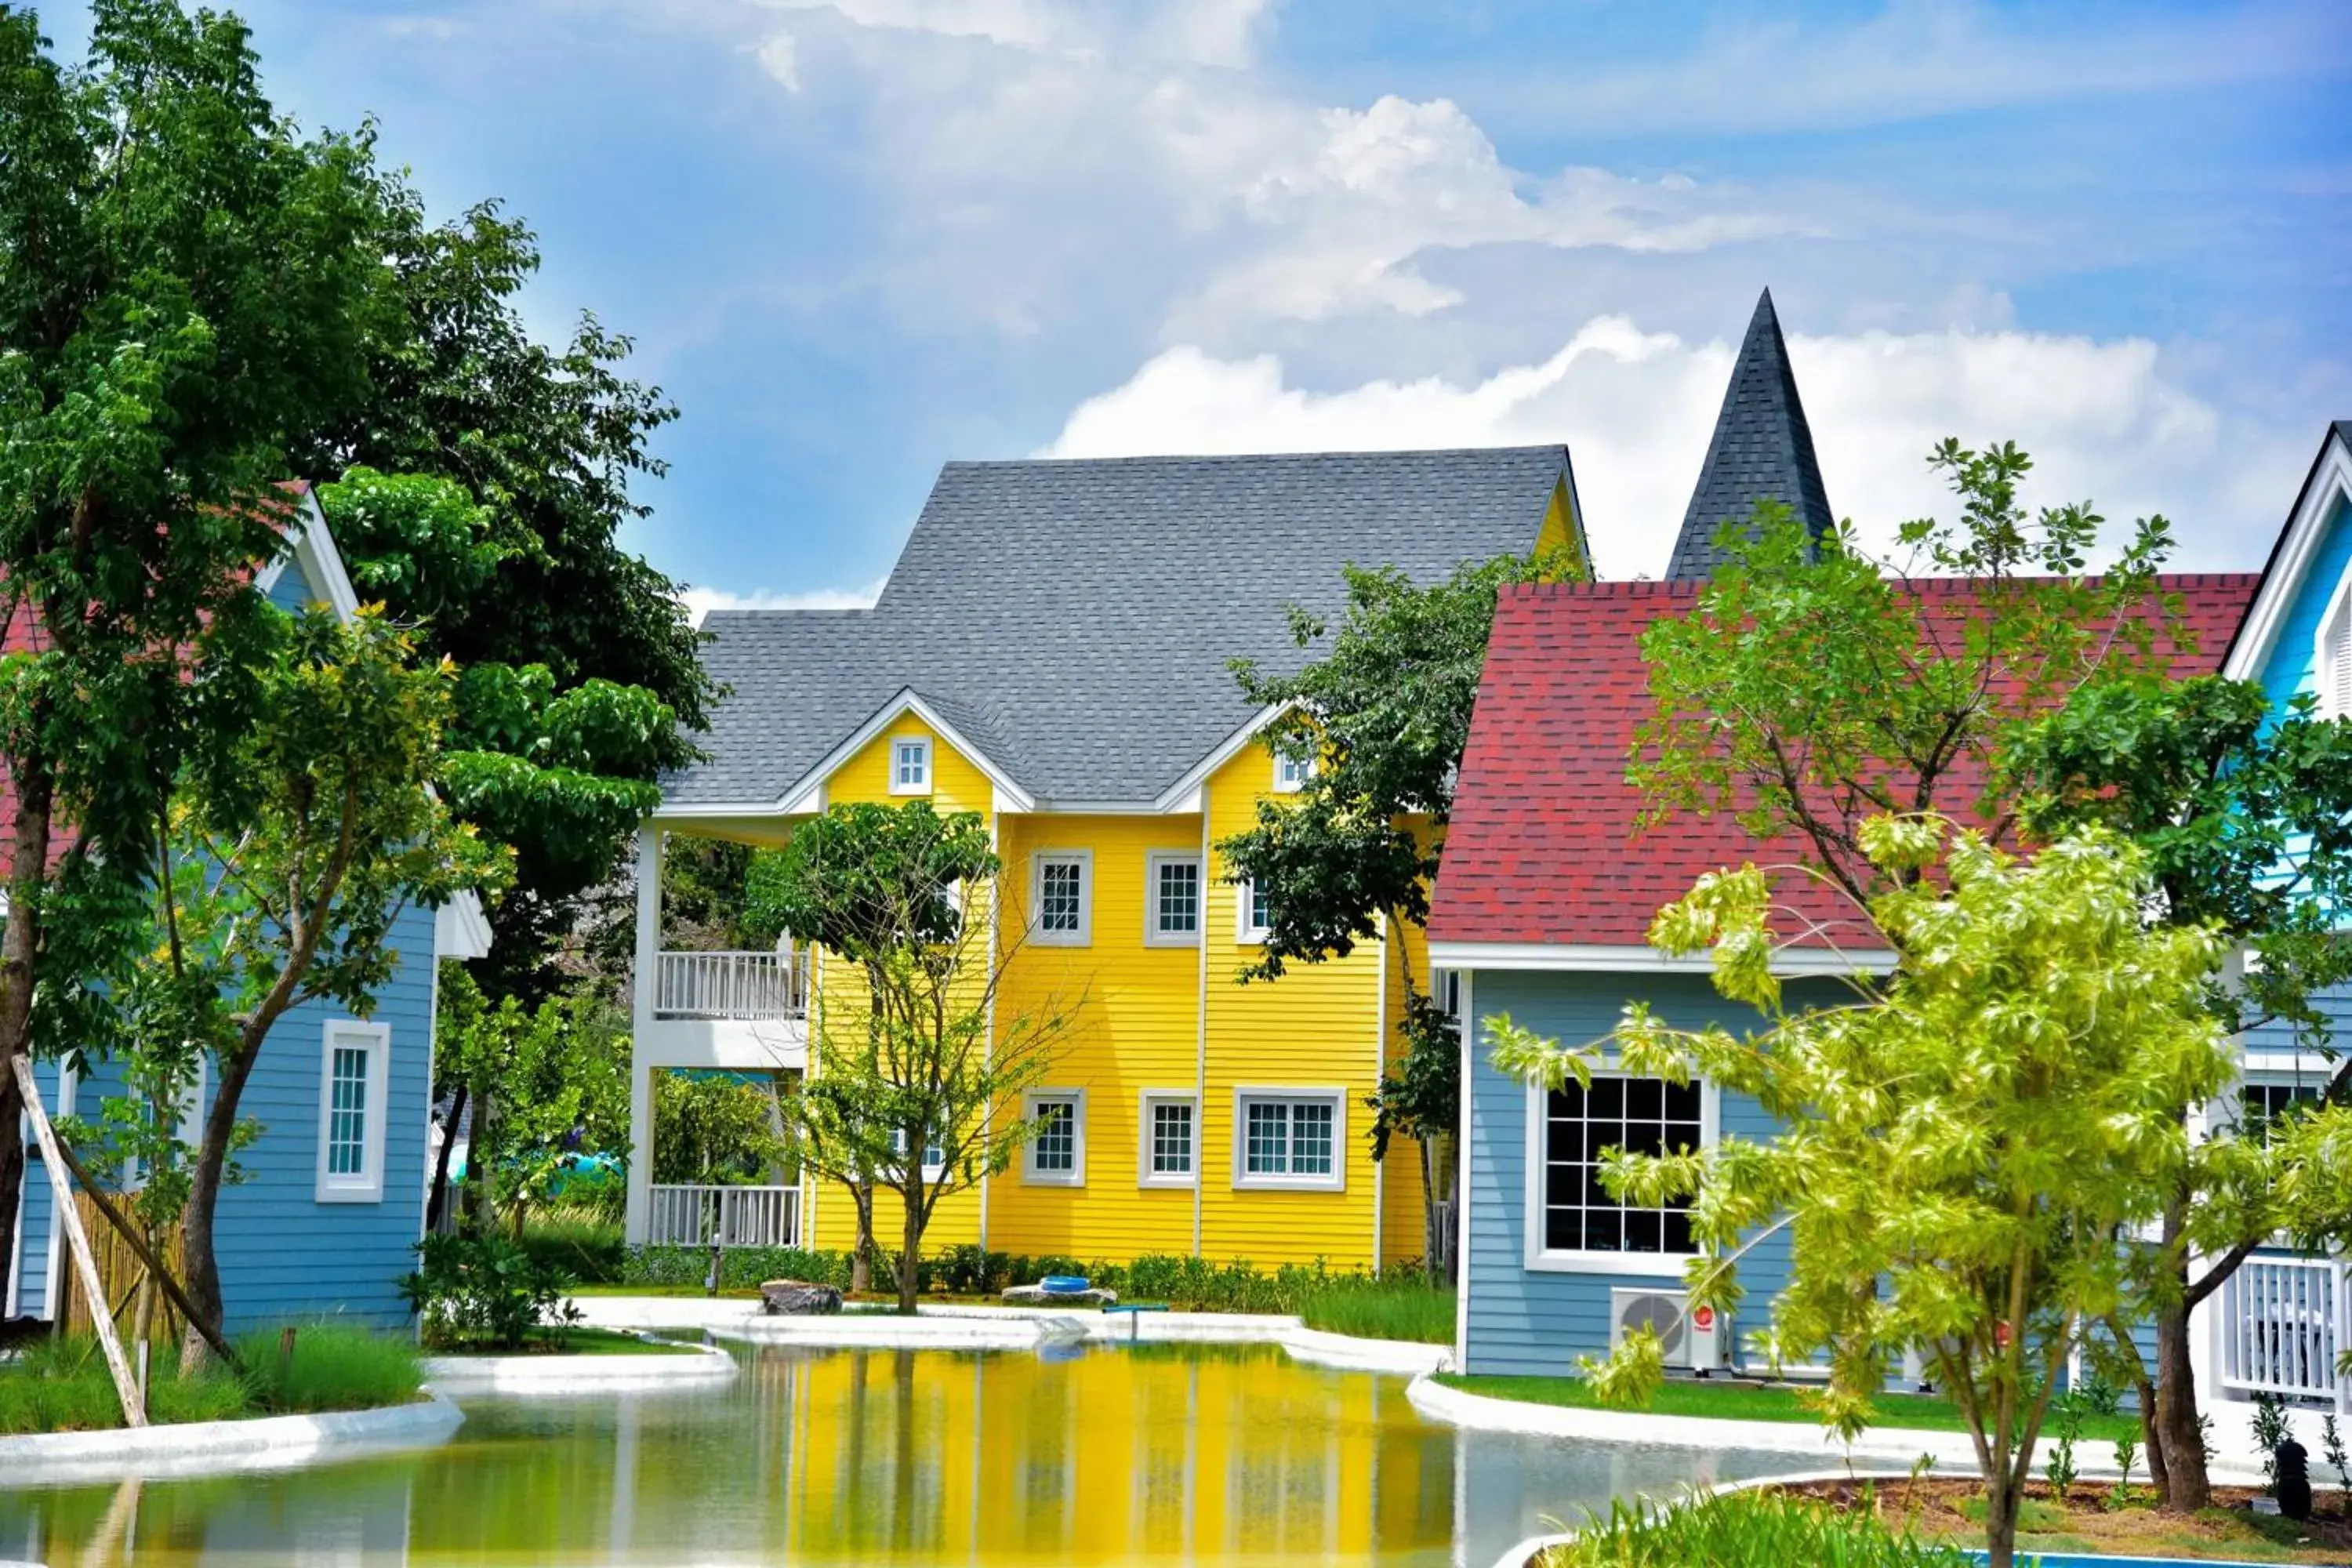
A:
[2, 488, 492, 1334]
[1428, 295, 2310, 1403]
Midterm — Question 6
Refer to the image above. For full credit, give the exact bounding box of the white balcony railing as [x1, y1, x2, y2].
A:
[646, 1183, 800, 1249]
[2218, 1255, 2350, 1408]
[652, 949, 808, 1021]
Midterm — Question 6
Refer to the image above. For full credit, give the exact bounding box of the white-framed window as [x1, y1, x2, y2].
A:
[890, 1125, 947, 1177]
[1232, 1088, 1344, 1191]
[1523, 1073, 1717, 1276]
[1145, 853, 1203, 946]
[125, 1058, 207, 1192]
[1431, 968, 1462, 1022]
[1138, 1091, 1197, 1188]
[315, 1019, 390, 1204]
[2318, 572, 2352, 719]
[1022, 1090, 1087, 1186]
[1273, 749, 1316, 794]
[2241, 1078, 2321, 1142]
[890, 735, 932, 794]
[1236, 878, 1272, 945]
[1031, 851, 1092, 946]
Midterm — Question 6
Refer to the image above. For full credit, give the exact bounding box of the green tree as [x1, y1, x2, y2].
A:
[296, 190, 713, 1003]
[749, 802, 1073, 1312]
[652, 1072, 793, 1187]
[2009, 673, 2352, 1508]
[141, 604, 510, 1354]
[1218, 548, 1578, 1272]
[1494, 819, 2238, 1568]
[1364, 989, 1460, 1284]
[1630, 444, 2175, 910]
[0, 0, 386, 1316]
[434, 966, 632, 1235]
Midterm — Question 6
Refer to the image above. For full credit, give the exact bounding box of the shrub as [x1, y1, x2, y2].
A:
[402, 1234, 583, 1350]
[237, 1322, 426, 1412]
[1544, 1487, 1973, 1567]
[622, 1244, 853, 1290]
[522, 1206, 627, 1284]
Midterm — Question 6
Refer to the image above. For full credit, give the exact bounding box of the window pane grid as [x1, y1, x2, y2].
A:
[893, 740, 927, 786]
[1150, 1102, 1193, 1174]
[1542, 1077, 1700, 1256]
[1039, 861, 1083, 933]
[1032, 1101, 1075, 1173]
[328, 1045, 368, 1177]
[1155, 860, 1200, 935]
[1241, 1098, 1334, 1178]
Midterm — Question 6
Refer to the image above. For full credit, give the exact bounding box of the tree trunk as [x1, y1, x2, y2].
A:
[425, 1083, 466, 1236]
[897, 1183, 922, 1316]
[1418, 1137, 1441, 1286]
[181, 1033, 268, 1371]
[2154, 1297, 2212, 1511]
[2136, 1368, 2172, 1506]
[0, 764, 53, 1319]
[849, 1182, 875, 1294]
[1982, 1473, 2021, 1568]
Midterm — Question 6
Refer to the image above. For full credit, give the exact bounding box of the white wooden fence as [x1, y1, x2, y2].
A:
[2218, 1255, 2350, 1410]
[652, 950, 808, 1021]
[646, 1183, 800, 1249]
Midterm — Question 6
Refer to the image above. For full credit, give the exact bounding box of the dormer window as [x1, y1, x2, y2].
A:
[1273, 749, 1315, 794]
[891, 736, 931, 794]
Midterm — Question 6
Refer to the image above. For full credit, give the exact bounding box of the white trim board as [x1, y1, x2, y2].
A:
[2223, 426, 2352, 684]
[1428, 941, 1893, 976]
[1152, 702, 1296, 814]
[254, 489, 363, 624]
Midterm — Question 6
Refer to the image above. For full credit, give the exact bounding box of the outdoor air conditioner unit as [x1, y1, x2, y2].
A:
[1610, 1287, 1723, 1374]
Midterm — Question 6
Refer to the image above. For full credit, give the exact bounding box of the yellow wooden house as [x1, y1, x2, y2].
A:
[624, 448, 1587, 1272]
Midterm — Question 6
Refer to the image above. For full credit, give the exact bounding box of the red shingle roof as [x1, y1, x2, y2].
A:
[1427, 573, 2264, 950]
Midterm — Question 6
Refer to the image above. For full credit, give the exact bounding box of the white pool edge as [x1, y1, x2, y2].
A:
[0, 1388, 465, 1488]
[420, 1334, 739, 1393]
[572, 1294, 1452, 1376]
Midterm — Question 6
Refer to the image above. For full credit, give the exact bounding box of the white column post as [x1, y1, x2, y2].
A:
[624, 825, 662, 1247]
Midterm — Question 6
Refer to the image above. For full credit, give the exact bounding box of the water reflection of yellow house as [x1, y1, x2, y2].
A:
[622, 449, 1589, 1271]
[763, 1344, 1451, 1563]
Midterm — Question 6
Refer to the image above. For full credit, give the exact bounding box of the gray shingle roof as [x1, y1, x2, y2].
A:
[1665, 289, 1835, 580]
[666, 447, 1572, 809]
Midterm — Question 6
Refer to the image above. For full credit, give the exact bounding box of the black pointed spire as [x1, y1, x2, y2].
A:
[1664, 289, 1835, 580]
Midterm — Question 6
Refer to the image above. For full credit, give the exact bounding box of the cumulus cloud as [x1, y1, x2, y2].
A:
[1044, 320, 2297, 578]
[681, 579, 884, 625]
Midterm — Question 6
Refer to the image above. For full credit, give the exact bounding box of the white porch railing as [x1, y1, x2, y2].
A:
[2218, 1255, 2350, 1409]
[652, 950, 808, 1021]
[646, 1183, 800, 1249]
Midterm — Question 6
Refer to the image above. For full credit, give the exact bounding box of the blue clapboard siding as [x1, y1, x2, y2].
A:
[8, 1058, 69, 1320]
[1461, 967, 1829, 1378]
[9, 546, 435, 1333]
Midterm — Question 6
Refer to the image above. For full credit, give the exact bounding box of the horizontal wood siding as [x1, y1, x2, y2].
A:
[1461, 967, 1812, 1377]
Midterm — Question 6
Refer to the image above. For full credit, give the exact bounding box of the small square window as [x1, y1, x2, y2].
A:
[890, 736, 931, 794]
[1273, 750, 1316, 793]
[1024, 1091, 1086, 1185]
[1232, 1090, 1343, 1191]
[1140, 1093, 1196, 1188]
[1146, 855, 1201, 946]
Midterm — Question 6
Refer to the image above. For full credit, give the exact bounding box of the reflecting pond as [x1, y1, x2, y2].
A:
[2, 1341, 1828, 1566]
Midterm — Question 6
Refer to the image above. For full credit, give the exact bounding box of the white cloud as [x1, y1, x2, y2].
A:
[754, 31, 801, 91]
[1044, 320, 2299, 578]
[752, 0, 1269, 66]
[682, 579, 884, 625]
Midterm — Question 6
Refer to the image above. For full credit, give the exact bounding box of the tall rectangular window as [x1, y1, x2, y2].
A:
[1147, 855, 1201, 945]
[1234, 1091, 1342, 1189]
[327, 1047, 369, 1176]
[1140, 1093, 1196, 1187]
[1236, 878, 1272, 943]
[891, 736, 931, 794]
[1033, 853, 1091, 945]
[1541, 1076, 1702, 1257]
[315, 1020, 389, 1203]
[1024, 1091, 1085, 1185]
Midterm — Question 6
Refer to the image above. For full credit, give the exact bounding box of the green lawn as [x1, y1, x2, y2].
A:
[1435, 1372, 2142, 1443]
[431, 1326, 711, 1357]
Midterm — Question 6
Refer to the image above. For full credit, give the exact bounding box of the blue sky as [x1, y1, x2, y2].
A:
[42, 1, 2352, 604]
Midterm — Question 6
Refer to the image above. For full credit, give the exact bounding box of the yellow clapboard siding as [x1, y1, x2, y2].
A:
[985, 812, 1206, 1261]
